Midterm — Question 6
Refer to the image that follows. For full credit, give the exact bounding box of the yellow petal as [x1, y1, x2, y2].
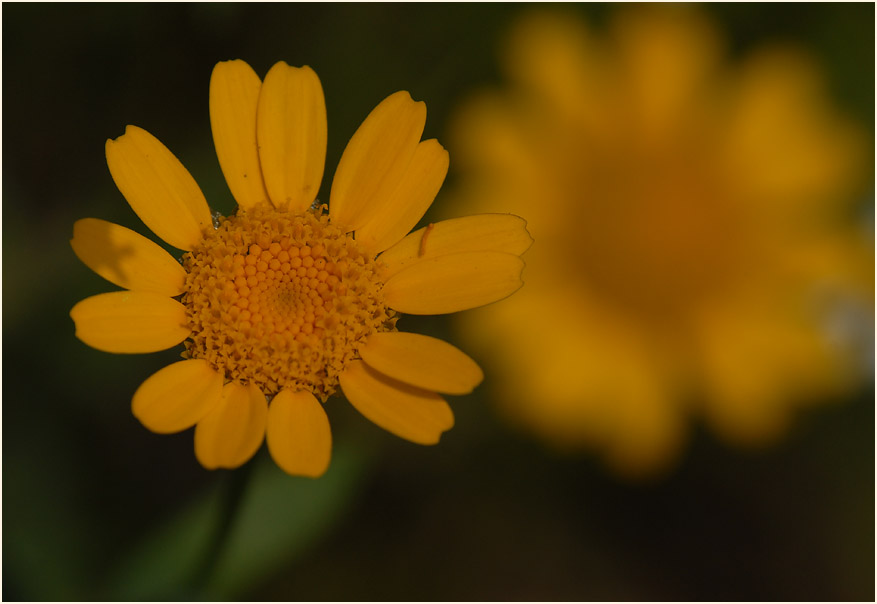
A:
[611, 6, 723, 144]
[210, 60, 270, 210]
[195, 382, 268, 470]
[379, 213, 533, 278]
[360, 332, 483, 395]
[71, 218, 187, 296]
[132, 360, 224, 434]
[266, 389, 332, 478]
[329, 91, 426, 231]
[383, 251, 525, 315]
[70, 291, 190, 353]
[256, 62, 327, 212]
[105, 125, 212, 251]
[354, 139, 449, 254]
[339, 360, 453, 445]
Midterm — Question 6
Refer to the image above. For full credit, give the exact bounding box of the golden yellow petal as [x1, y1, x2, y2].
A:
[339, 360, 454, 445]
[610, 5, 723, 144]
[71, 218, 187, 296]
[719, 49, 867, 211]
[105, 125, 212, 251]
[383, 251, 525, 315]
[194, 382, 268, 470]
[266, 389, 332, 478]
[502, 11, 605, 133]
[694, 295, 856, 448]
[210, 60, 270, 210]
[354, 139, 449, 254]
[132, 360, 224, 434]
[360, 332, 483, 395]
[459, 285, 687, 478]
[70, 291, 190, 353]
[329, 91, 426, 231]
[380, 213, 533, 278]
[256, 62, 327, 212]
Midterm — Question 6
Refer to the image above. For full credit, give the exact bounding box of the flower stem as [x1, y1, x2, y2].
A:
[193, 460, 255, 596]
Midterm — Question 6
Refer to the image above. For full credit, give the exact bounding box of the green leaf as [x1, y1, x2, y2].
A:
[106, 442, 369, 600]
[203, 443, 368, 598]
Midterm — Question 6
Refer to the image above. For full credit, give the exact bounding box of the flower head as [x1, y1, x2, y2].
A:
[445, 7, 872, 477]
[71, 60, 531, 477]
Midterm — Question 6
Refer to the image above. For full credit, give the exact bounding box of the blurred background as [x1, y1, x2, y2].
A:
[3, 3, 874, 601]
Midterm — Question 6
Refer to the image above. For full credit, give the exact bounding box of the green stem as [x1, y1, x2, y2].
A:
[193, 460, 255, 596]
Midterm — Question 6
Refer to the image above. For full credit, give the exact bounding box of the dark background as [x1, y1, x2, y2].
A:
[3, 3, 874, 601]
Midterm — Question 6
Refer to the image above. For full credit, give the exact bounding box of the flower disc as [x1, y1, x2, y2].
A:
[182, 204, 397, 400]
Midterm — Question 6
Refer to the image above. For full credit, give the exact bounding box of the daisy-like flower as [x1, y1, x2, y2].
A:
[70, 60, 531, 478]
[444, 7, 872, 477]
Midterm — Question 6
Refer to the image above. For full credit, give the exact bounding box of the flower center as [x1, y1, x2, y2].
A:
[181, 204, 397, 401]
[561, 140, 741, 320]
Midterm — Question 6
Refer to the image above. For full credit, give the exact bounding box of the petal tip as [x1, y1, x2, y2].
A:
[389, 89, 426, 113]
[216, 58, 245, 67]
[286, 462, 330, 479]
[518, 218, 535, 253]
[106, 124, 141, 147]
[122, 124, 142, 137]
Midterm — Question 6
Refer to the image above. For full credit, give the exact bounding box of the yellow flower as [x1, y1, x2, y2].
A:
[70, 60, 531, 478]
[445, 7, 872, 477]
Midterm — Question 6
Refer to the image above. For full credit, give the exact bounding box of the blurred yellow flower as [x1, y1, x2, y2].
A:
[446, 7, 873, 477]
[70, 60, 530, 478]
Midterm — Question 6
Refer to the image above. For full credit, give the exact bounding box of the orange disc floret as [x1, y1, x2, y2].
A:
[181, 203, 397, 401]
